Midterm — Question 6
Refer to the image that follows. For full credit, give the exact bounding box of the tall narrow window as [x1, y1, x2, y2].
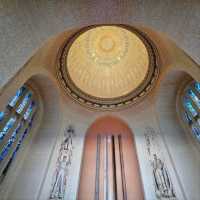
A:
[8, 86, 26, 107]
[194, 82, 200, 93]
[191, 124, 200, 141]
[23, 101, 35, 120]
[0, 116, 17, 141]
[16, 92, 32, 114]
[0, 112, 4, 122]
[183, 112, 192, 125]
[181, 81, 200, 143]
[183, 97, 198, 117]
[187, 89, 200, 109]
[0, 85, 38, 181]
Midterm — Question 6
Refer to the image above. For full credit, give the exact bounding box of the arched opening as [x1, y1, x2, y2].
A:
[0, 74, 63, 200]
[176, 79, 200, 146]
[0, 21, 199, 200]
[155, 69, 200, 199]
[78, 116, 144, 200]
[0, 82, 40, 182]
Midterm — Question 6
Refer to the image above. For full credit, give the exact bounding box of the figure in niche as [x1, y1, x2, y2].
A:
[144, 127, 176, 199]
[50, 126, 75, 200]
[152, 154, 176, 199]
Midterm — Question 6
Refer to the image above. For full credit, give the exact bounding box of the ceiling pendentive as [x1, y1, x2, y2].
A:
[57, 24, 159, 110]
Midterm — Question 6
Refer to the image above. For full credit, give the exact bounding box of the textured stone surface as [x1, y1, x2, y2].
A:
[0, 0, 200, 87]
[0, 2, 200, 199]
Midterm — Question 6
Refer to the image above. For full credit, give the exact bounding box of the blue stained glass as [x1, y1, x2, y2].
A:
[0, 117, 16, 141]
[0, 83, 37, 175]
[0, 122, 23, 161]
[8, 86, 26, 107]
[0, 143, 11, 160]
[0, 112, 4, 121]
[183, 98, 198, 117]
[197, 119, 200, 127]
[194, 82, 200, 93]
[192, 125, 200, 142]
[188, 89, 200, 108]
[24, 101, 35, 120]
[10, 121, 23, 141]
[28, 111, 36, 127]
[10, 127, 29, 161]
[184, 112, 192, 125]
[16, 92, 32, 114]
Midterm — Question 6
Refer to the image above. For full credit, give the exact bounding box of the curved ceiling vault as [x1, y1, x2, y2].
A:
[57, 24, 160, 110]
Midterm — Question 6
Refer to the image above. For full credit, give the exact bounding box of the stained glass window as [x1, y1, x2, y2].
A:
[187, 89, 200, 108]
[0, 112, 4, 122]
[8, 86, 26, 107]
[184, 112, 192, 125]
[183, 97, 198, 117]
[192, 125, 200, 141]
[0, 117, 17, 141]
[16, 92, 32, 114]
[0, 84, 38, 180]
[0, 137, 14, 161]
[182, 81, 200, 144]
[194, 82, 200, 93]
[23, 101, 35, 120]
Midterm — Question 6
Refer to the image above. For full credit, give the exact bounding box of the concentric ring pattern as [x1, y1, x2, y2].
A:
[57, 25, 159, 110]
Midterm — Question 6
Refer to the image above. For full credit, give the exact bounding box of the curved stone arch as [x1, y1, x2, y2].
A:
[85, 115, 137, 137]
[137, 25, 200, 99]
[1, 23, 199, 112]
[78, 115, 144, 200]
[0, 73, 63, 200]
[154, 68, 200, 200]
[0, 23, 199, 199]
[166, 50, 200, 82]
[175, 74, 200, 151]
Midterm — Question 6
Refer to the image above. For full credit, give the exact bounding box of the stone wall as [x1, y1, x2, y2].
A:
[1, 0, 200, 87]
[0, 25, 199, 200]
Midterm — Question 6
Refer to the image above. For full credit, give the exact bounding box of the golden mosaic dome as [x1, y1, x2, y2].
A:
[57, 25, 159, 110]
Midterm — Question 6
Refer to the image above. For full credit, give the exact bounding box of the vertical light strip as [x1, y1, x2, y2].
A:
[112, 135, 117, 200]
[107, 135, 115, 200]
[118, 135, 127, 200]
[95, 134, 127, 200]
[95, 135, 101, 200]
[104, 135, 109, 200]
[114, 135, 123, 199]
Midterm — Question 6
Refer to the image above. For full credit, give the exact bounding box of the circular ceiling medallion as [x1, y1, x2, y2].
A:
[57, 24, 159, 110]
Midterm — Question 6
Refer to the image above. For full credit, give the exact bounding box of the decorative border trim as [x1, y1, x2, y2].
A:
[56, 24, 160, 111]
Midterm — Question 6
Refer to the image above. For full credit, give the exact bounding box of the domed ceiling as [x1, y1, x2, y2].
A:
[57, 25, 159, 110]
